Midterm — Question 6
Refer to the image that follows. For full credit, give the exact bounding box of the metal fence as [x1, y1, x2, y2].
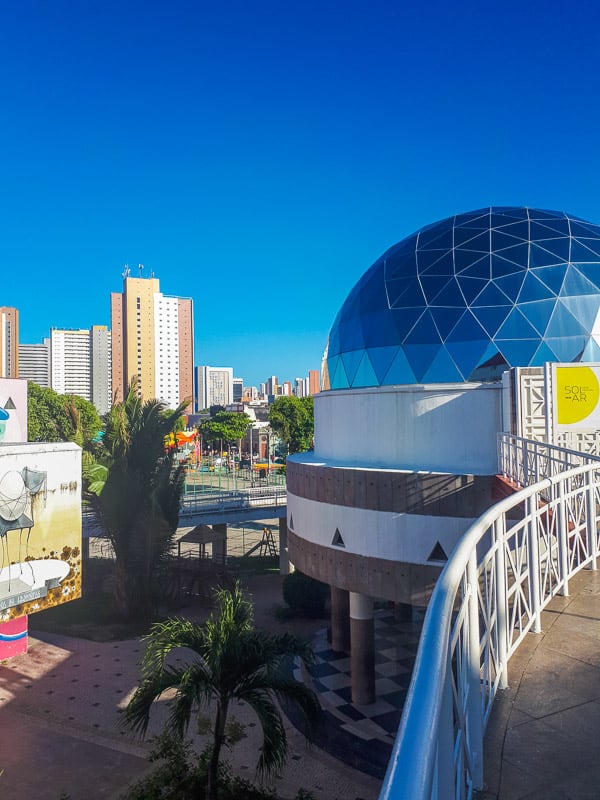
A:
[380, 438, 600, 800]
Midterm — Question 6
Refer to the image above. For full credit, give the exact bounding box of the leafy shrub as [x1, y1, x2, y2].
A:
[282, 571, 328, 618]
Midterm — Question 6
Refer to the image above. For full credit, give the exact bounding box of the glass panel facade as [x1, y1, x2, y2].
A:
[327, 207, 600, 387]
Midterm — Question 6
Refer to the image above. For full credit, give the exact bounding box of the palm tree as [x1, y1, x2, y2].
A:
[123, 582, 322, 800]
[84, 378, 189, 620]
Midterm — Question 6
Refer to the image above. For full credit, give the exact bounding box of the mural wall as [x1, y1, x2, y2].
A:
[0, 378, 27, 444]
[0, 442, 81, 622]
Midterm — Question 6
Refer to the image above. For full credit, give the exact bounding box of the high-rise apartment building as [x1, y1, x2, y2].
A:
[111, 275, 194, 410]
[49, 327, 112, 414]
[19, 339, 50, 387]
[0, 307, 19, 378]
[195, 366, 234, 410]
[308, 369, 320, 395]
[233, 377, 243, 402]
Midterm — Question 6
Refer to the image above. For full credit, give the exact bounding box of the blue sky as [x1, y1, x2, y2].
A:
[2, 0, 600, 387]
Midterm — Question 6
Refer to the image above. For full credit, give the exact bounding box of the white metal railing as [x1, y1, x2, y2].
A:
[179, 485, 287, 517]
[380, 444, 600, 800]
[498, 431, 600, 487]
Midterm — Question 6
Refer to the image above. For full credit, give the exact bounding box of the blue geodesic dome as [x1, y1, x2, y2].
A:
[326, 207, 600, 388]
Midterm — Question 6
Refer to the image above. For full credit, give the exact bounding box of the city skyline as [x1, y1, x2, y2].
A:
[3, 3, 600, 386]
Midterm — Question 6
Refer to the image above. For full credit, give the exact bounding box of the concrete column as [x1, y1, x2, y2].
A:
[212, 524, 227, 564]
[350, 592, 375, 705]
[330, 586, 350, 653]
[278, 517, 290, 574]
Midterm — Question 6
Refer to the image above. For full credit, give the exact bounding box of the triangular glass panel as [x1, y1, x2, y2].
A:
[341, 349, 367, 385]
[543, 336, 587, 362]
[518, 272, 556, 302]
[495, 242, 530, 266]
[361, 308, 403, 349]
[404, 309, 443, 345]
[458, 256, 491, 280]
[352, 351, 379, 388]
[529, 209, 564, 222]
[494, 271, 525, 301]
[545, 301, 587, 338]
[532, 264, 566, 294]
[429, 276, 467, 307]
[530, 221, 564, 242]
[382, 347, 417, 384]
[568, 263, 600, 290]
[533, 236, 570, 263]
[530, 243, 563, 268]
[453, 226, 488, 249]
[358, 268, 388, 313]
[420, 274, 453, 302]
[453, 249, 485, 274]
[387, 277, 426, 309]
[518, 299, 557, 336]
[472, 305, 513, 338]
[368, 346, 403, 384]
[532, 218, 570, 237]
[417, 226, 454, 251]
[330, 357, 350, 390]
[4, 397, 15, 410]
[429, 305, 466, 339]
[559, 294, 600, 332]
[391, 306, 427, 341]
[403, 343, 441, 382]
[569, 240, 600, 263]
[468, 342, 508, 380]
[384, 250, 417, 283]
[472, 281, 513, 307]
[561, 265, 600, 298]
[493, 207, 529, 221]
[496, 219, 530, 239]
[289, 514, 294, 531]
[581, 338, 600, 361]
[495, 338, 540, 367]
[445, 338, 490, 380]
[492, 229, 527, 251]
[568, 220, 600, 240]
[446, 308, 488, 343]
[415, 248, 450, 274]
[457, 276, 487, 303]
[491, 254, 525, 278]
[459, 231, 490, 253]
[428, 542, 448, 562]
[337, 316, 365, 352]
[495, 307, 540, 340]
[332, 528, 345, 547]
[327, 355, 341, 384]
[421, 346, 463, 383]
[530, 340, 561, 366]
[456, 209, 490, 228]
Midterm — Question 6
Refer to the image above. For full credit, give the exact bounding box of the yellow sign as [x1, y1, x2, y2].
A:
[555, 366, 600, 425]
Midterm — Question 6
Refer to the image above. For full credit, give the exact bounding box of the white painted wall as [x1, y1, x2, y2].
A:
[314, 383, 503, 475]
[288, 491, 474, 565]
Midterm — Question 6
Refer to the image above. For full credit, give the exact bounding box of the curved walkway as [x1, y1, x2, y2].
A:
[481, 567, 600, 799]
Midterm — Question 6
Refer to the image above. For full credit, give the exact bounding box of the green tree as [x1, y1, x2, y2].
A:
[199, 411, 250, 454]
[269, 396, 314, 454]
[28, 382, 101, 447]
[123, 582, 321, 800]
[84, 378, 188, 620]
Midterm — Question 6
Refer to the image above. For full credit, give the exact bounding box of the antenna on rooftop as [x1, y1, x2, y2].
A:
[122, 263, 130, 278]
[138, 263, 144, 278]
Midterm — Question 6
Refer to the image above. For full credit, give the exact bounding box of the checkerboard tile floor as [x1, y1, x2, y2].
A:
[289, 608, 424, 778]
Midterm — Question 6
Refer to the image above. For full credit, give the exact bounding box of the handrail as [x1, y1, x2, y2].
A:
[380, 453, 600, 800]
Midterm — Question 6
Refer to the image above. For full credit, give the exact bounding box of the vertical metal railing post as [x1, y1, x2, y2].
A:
[434, 646, 455, 800]
[557, 478, 570, 597]
[533, 440, 539, 484]
[493, 517, 509, 690]
[527, 495, 543, 633]
[586, 467, 598, 571]
[466, 552, 484, 790]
